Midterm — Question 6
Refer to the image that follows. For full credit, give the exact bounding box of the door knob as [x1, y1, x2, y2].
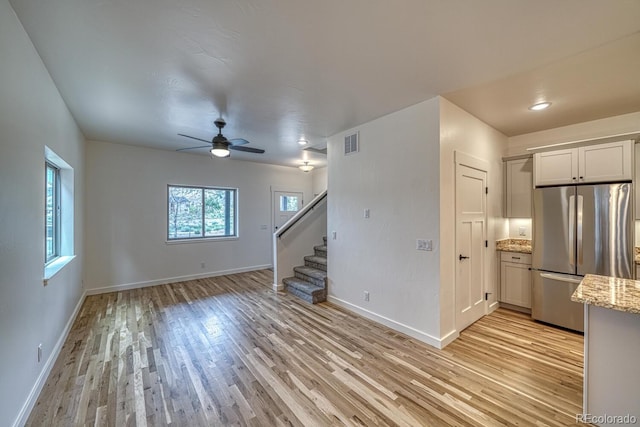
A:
[459, 254, 469, 260]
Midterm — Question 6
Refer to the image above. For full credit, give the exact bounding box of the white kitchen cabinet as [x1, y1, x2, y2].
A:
[500, 252, 532, 308]
[534, 140, 633, 187]
[534, 149, 578, 187]
[505, 157, 533, 218]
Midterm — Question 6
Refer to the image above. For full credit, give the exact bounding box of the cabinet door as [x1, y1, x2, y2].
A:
[579, 140, 632, 183]
[505, 158, 533, 218]
[534, 149, 578, 187]
[500, 261, 532, 308]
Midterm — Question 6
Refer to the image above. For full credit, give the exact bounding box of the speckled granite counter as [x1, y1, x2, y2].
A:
[574, 274, 640, 420]
[635, 247, 640, 264]
[571, 274, 640, 314]
[495, 238, 531, 254]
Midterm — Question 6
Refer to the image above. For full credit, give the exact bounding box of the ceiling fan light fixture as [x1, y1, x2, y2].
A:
[299, 161, 314, 172]
[529, 101, 551, 111]
[210, 142, 230, 157]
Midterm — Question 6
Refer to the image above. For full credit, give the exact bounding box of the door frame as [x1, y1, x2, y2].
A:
[454, 151, 489, 332]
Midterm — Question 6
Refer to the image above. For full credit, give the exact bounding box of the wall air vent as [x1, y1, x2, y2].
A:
[344, 132, 359, 155]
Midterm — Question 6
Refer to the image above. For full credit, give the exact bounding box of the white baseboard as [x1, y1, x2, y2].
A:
[13, 290, 87, 427]
[327, 295, 446, 349]
[85, 265, 272, 295]
[273, 283, 284, 292]
[439, 329, 460, 348]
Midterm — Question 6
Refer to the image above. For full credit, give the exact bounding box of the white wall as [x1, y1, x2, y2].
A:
[0, 1, 85, 425]
[439, 97, 508, 340]
[327, 98, 443, 346]
[85, 140, 311, 291]
[312, 166, 328, 196]
[507, 218, 532, 239]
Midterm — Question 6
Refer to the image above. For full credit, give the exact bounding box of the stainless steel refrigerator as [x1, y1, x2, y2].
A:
[532, 183, 633, 332]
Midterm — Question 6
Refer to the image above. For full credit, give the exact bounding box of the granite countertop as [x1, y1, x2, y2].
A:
[572, 274, 640, 314]
[635, 247, 640, 264]
[496, 238, 532, 254]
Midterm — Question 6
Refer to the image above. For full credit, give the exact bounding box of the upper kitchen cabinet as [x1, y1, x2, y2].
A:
[534, 140, 633, 187]
[505, 157, 533, 218]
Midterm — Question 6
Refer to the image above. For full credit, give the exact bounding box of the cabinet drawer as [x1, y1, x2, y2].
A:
[500, 252, 531, 264]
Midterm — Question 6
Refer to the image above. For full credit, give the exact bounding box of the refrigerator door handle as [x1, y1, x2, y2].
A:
[568, 195, 575, 268]
[539, 272, 583, 284]
[577, 194, 583, 266]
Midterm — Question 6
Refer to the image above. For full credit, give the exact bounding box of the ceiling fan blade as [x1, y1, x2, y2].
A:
[229, 145, 265, 154]
[176, 145, 211, 152]
[229, 138, 250, 146]
[178, 133, 212, 144]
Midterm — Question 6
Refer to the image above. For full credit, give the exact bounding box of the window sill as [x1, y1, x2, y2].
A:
[165, 236, 239, 245]
[43, 255, 76, 285]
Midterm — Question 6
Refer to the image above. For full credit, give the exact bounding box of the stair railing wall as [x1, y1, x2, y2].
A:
[273, 191, 327, 292]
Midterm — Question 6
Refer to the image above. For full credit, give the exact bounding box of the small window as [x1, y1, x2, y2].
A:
[168, 185, 237, 240]
[45, 161, 60, 263]
[280, 195, 299, 212]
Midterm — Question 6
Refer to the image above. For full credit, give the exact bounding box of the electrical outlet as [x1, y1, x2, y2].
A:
[332, 231, 337, 240]
[519, 226, 526, 236]
[364, 209, 370, 219]
[364, 291, 370, 301]
[417, 239, 433, 251]
[37, 343, 42, 363]
[200, 262, 205, 269]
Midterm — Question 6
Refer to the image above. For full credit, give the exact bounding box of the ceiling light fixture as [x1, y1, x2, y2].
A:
[529, 101, 551, 111]
[299, 161, 314, 172]
[210, 142, 230, 157]
[298, 138, 309, 145]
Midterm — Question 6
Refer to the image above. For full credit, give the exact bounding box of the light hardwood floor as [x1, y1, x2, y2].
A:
[27, 270, 586, 426]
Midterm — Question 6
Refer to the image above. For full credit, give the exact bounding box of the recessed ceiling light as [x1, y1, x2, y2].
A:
[298, 138, 308, 145]
[529, 102, 551, 111]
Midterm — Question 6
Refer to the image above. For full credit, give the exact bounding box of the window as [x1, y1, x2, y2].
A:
[280, 195, 299, 212]
[168, 185, 237, 240]
[45, 161, 60, 263]
[44, 146, 75, 283]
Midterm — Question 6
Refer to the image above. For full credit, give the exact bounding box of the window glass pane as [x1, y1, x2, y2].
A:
[45, 163, 58, 262]
[168, 187, 203, 239]
[280, 195, 299, 212]
[204, 189, 235, 237]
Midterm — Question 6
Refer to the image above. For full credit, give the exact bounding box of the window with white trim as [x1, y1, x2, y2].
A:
[43, 146, 75, 283]
[45, 161, 60, 263]
[168, 185, 237, 240]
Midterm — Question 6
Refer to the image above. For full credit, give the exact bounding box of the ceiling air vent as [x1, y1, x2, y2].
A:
[344, 132, 359, 155]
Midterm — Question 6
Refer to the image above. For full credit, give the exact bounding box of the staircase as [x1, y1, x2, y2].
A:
[282, 237, 327, 303]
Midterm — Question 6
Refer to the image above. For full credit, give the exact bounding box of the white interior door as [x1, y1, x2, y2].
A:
[273, 191, 303, 232]
[455, 163, 487, 331]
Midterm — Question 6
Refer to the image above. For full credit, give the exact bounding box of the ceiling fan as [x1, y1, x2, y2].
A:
[177, 118, 265, 157]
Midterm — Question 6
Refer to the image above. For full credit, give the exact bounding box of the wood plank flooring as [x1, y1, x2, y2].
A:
[27, 270, 586, 426]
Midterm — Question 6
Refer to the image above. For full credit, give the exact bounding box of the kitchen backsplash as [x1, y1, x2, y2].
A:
[508, 218, 532, 240]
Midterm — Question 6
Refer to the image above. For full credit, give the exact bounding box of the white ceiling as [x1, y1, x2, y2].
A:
[9, 0, 640, 167]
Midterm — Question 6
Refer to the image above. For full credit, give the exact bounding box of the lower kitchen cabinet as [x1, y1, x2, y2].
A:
[500, 252, 532, 309]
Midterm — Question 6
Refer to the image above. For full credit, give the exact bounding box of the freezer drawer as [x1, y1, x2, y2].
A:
[532, 271, 584, 332]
